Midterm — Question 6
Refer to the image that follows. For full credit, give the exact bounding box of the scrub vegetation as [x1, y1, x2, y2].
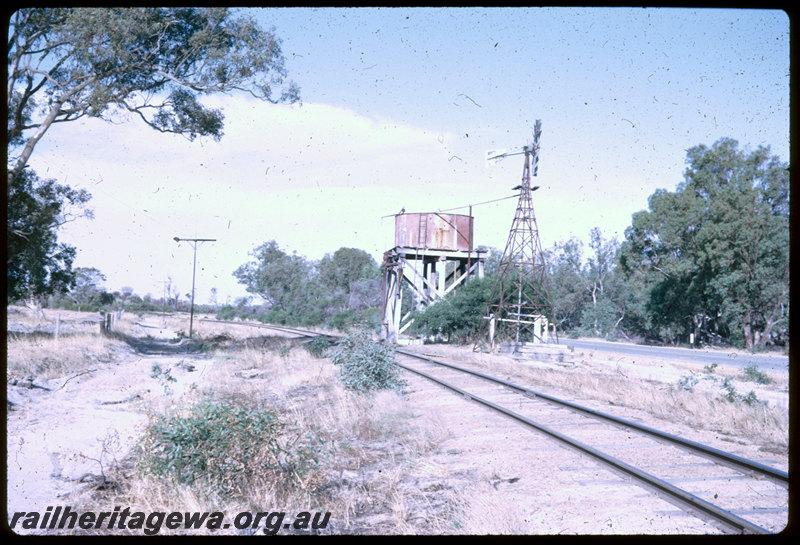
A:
[6, 308, 788, 535]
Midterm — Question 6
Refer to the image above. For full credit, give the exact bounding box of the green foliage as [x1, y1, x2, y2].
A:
[7, 169, 93, 304]
[327, 309, 361, 331]
[677, 374, 698, 392]
[718, 378, 760, 406]
[138, 400, 323, 498]
[331, 327, 405, 393]
[149, 363, 177, 395]
[409, 276, 494, 343]
[8, 7, 299, 178]
[318, 247, 380, 294]
[234, 241, 314, 313]
[303, 336, 336, 358]
[65, 267, 107, 311]
[215, 304, 237, 321]
[544, 229, 629, 340]
[328, 308, 381, 332]
[741, 365, 773, 385]
[619, 138, 789, 348]
[544, 237, 588, 331]
[578, 296, 620, 338]
[231, 241, 383, 328]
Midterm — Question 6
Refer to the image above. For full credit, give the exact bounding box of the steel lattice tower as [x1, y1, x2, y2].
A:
[475, 120, 555, 351]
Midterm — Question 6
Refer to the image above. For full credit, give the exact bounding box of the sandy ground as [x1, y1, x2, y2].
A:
[395, 345, 789, 534]
[400, 372, 726, 534]
[6, 323, 790, 535]
[7, 342, 212, 523]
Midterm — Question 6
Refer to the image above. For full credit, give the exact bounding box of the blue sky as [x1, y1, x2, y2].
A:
[26, 7, 790, 305]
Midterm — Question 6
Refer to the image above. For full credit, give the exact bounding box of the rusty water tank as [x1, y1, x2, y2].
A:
[394, 212, 474, 251]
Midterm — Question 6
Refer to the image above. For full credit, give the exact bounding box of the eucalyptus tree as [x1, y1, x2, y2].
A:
[233, 240, 314, 314]
[545, 230, 628, 338]
[7, 7, 299, 307]
[581, 228, 625, 337]
[544, 237, 587, 331]
[620, 138, 789, 348]
[68, 267, 107, 311]
[318, 247, 380, 313]
[8, 7, 300, 180]
[7, 169, 92, 305]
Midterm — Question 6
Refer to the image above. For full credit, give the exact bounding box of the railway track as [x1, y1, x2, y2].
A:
[201, 319, 789, 534]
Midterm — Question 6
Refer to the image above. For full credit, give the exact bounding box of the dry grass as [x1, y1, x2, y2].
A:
[14, 308, 786, 535]
[452, 482, 531, 534]
[6, 331, 128, 380]
[8, 311, 467, 534]
[413, 344, 789, 450]
[57, 322, 457, 535]
[7, 306, 123, 379]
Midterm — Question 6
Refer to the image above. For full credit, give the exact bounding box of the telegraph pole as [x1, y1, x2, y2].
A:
[173, 237, 216, 338]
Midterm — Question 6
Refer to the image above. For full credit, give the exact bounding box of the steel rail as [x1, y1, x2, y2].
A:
[198, 318, 335, 339]
[192, 319, 783, 532]
[203, 320, 786, 477]
[397, 348, 789, 487]
[200, 320, 786, 484]
[394, 355, 770, 535]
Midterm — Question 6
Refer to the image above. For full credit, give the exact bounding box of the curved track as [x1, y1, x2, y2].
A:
[201, 320, 789, 534]
[393, 349, 787, 534]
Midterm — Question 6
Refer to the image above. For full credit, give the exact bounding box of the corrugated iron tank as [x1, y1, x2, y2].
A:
[394, 212, 474, 251]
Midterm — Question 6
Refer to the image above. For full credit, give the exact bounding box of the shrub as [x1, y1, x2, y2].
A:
[677, 374, 698, 392]
[327, 309, 360, 331]
[260, 308, 288, 325]
[215, 305, 237, 321]
[742, 365, 773, 385]
[408, 276, 493, 343]
[331, 327, 405, 393]
[137, 400, 323, 498]
[303, 336, 336, 358]
[149, 363, 177, 395]
[328, 308, 381, 332]
[718, 377, 761, 406]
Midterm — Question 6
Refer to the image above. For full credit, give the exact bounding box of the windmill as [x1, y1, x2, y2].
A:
[475, 119, 556, 352]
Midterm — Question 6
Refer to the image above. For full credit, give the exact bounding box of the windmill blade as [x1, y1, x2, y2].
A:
[531, 119, 542, 176]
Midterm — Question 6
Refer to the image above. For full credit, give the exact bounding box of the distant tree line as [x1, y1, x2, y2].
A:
[411, 139, 789, 351]
[40, 268, 215, 316]
[31, 242, 386, 333]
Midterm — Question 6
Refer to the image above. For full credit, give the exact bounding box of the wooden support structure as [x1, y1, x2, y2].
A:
[382, 245, 486, 344]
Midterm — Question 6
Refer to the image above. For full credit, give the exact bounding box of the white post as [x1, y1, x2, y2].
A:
[437, 259, 446, 297]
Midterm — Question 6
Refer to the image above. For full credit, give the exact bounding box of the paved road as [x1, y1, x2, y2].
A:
[561, 339, 790, 374]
